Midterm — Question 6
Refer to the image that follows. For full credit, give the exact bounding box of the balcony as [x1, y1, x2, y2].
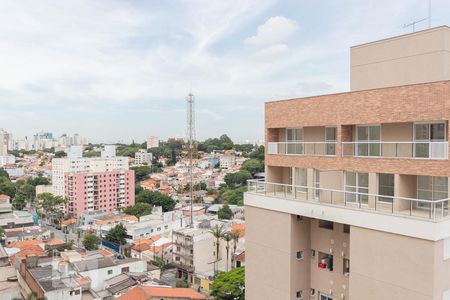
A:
[268, 142, 336, 156]
[247, 180, 449, 221]
[342, 141, 448, 160]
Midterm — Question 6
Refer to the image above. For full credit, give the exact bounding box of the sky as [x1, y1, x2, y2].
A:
[0, 0, 449, 144]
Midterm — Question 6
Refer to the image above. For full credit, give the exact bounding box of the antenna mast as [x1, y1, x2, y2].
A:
[186, 92, 195, 227]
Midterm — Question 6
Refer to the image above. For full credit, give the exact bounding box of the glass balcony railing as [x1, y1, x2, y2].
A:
[247, 180, 450, 221]
[268, 142, 336, 156]
[342, 141, 448, 159]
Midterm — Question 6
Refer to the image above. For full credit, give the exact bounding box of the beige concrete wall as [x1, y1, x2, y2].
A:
[310, 219, 350, 299]
[432, 239, 450, 300]
[304, 126, 325, 142]
[351, 26, 450, 91]
[350, 226, 436, 300]
[381, 123, 414, 157]
[397, 174, 417, 211]
[245, 206, 310, 300]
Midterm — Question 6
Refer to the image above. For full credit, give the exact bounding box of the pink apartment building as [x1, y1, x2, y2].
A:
[65, 170, 135, 217]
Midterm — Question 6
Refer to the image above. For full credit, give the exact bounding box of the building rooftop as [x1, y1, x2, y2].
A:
[116, 285, 207, 300]
[72, 257, 140, 272]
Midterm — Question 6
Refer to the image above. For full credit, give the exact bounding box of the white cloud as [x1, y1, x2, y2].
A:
[255, 43, 290, 58]
[244, 16, 299, 46]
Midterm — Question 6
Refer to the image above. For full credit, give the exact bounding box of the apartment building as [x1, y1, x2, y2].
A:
[245, 26, 450, 300]
[147, 136, 159, 149]
[52, 145, 129, 196]
[172, 224, 231, 283]
[135, 149, 153, 165]
[65, 169, 135, 217]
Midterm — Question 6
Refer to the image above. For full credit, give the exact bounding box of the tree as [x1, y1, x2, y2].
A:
[54, 151, 67, 158]
[211, 267, 245, 300]
[230, 230, 241, 268]
[218, 203, 233, 220]
[12, 194, 26, 210]
[218, 186, 247, 206]
[240, 159, 264, 176]
[123, 202, 152, 218]
[83, 234, 101, 250]
[0, 176, 15, 197]
[249, 145, 264, 161]
[27, 175, 50, 186]
[136, 190, 175, 212]
[0, 168, 9, 179]
[131, 166, 151, 181]
[209, 224, 226, 276]
[105, 224, 128, 245]
[222, 232, 232, 272]
[41, 194, 65, 215]
[16, 183, 36, 207]
[224, 170, 252, 188]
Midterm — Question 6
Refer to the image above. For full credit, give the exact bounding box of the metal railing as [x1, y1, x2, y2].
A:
[268, 142, 336, 156]
[247, 180, 449, 221]
[342, 141, 448, 159]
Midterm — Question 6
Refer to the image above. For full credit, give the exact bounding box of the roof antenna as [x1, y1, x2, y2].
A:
[404, 18, 427, 33]
[428, 0, 431, 28]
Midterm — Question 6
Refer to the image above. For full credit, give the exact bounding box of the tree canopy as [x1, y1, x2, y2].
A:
[240, 159, 264, 176]
[123, 202, 153, 218]
[136, 190, 176, 212]
[105, 224, 128, 245]
[224, 170, 252, 188]
[211, 267, 245, 300]
[218, 203, 233, 220]
[197, 134, 234, 152]
[131, 165, 151, 182]
[83, 234, 101, 250]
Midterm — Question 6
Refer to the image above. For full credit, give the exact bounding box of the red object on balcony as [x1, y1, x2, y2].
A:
[318, 263, 327, 269]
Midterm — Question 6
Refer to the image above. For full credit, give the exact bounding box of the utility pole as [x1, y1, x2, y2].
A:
[186, 93, 195, 227]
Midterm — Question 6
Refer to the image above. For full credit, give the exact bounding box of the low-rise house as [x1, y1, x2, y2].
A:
[0, 194, 12, 214]
[0, 211, 35, 229]
[116, 285, 207, 300]
[4, 226, 51, 245]
[72, 257, 147, 291]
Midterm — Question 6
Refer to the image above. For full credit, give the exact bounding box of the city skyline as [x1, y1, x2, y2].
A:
[1, 0, 450, 143]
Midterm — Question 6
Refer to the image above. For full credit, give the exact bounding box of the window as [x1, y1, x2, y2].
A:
[378, 173, 394, 203]
[414, 122, 446, 158]
[296, 251, 304, 260]
[296, 290, 303, 299]
[343, 258, 350, 276]
[121, 267, 129, 273]
[319, 220, 333, 230]
[325, 127, 336, 155]
[319, 293, 333, 300]
[345, 172, 368, 205]
[175, 256, 180, 261]
[311, 249, 316, 258]
[314, 169, 320, 199]
[310, 288, 316, 296]
[356, 125, 380, 156]
[294, 168, 307, 194]
[287, 128, 303, 141]
[286, 128, 304, 154]
[417, 176, 448, 209]
[343, 224, 350, 234]
[107, 269, 113, 275]
[318, 252, 333, 271]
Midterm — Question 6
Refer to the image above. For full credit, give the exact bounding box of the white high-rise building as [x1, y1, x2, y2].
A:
[134, 149, 153, 165]
[52, 145, 129, 196]
[146, 136, 159, 149]
[0, 129, 12, 156]
[101, 145, 116, 158]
